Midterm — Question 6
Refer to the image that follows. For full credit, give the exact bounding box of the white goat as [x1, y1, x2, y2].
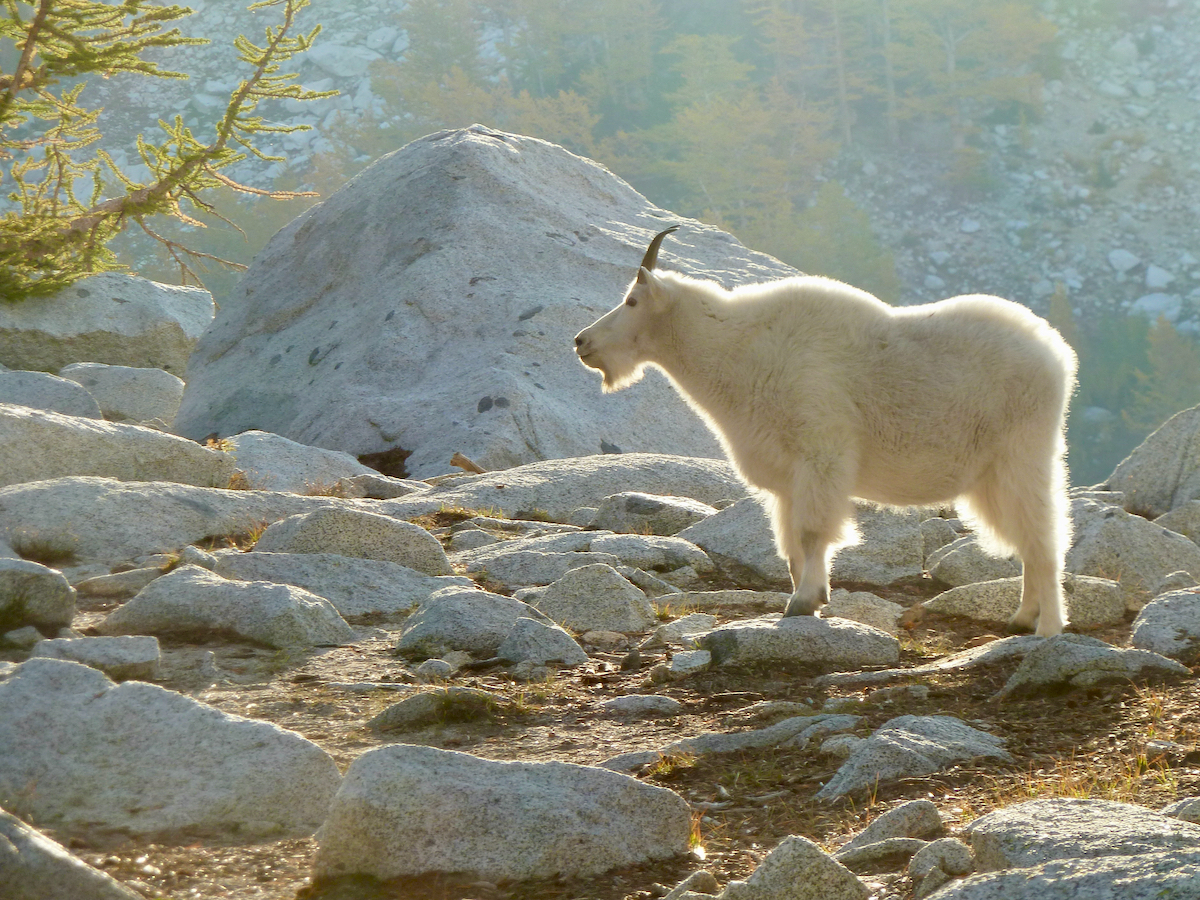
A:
[575, 226, 1077, 636]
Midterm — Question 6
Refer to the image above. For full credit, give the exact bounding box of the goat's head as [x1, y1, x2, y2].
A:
[574, 225, 679, 392]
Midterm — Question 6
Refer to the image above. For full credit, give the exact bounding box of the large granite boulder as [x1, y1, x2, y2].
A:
[174, 125, 798, 477]
[312, 743, 691, 881]
[1104, 404, 1200, 518]
[0, 273, 213, 376]
[0, 658, 340, 838]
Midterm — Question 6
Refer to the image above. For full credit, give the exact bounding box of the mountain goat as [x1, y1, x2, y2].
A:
[575, 226, 1077, 636]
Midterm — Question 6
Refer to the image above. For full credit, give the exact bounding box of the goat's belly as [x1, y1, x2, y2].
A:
[854, 456, 974, 506]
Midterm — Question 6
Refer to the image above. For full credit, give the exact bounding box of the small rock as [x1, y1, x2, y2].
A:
[312, 743, 692, 881]
[495, 617, 588, 667]
[532, 564, 658, 633]
[254, 507, 452, 575]
[98, 565, 354, 650]
[368, 687, 506, 731]
[414, 658, 454, 681]
[0, 558, 76, 632]
[817, 717, 1010, 800]
[1108, 248, 1140, 273]
[58, 363, 184, 426]
[668, 649, 711, 677]
[0, 806, 145, 900]
[908, 837, 974, 879]
[703, 615, 899, 671]
[602, 694, 685, 716]
[1131, 588, 1200, 659]
[722, 835, 868, 900]
[397, 586, 548, 659]
[824, 590, 904, 635]
[1, 625, 43, 649]
[74, 566, 164, 599]
[995, 634, 1189, 699]
[840, 800, 943, 854]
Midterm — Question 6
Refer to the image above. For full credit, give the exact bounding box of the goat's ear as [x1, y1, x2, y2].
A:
[636, 266, 658, 287]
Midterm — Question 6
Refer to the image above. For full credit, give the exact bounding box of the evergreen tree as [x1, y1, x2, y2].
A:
[1125, 317, 1200, 436]
[0, 0, 332, 301]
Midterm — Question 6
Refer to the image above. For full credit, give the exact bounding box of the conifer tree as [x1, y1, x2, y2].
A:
[0, 0, 333, 302]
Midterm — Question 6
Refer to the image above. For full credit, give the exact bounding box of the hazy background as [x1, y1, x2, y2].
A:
[78, 0, 1200, 485]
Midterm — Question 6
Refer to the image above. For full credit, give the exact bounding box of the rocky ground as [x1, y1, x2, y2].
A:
[6, 370, 1200, 898]
[41, 598, 1200, 900]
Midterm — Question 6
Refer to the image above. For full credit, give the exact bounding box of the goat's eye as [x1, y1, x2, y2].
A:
[625, 297, 637, 307]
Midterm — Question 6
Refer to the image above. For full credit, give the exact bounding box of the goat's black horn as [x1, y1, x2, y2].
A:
[639, 225, 679, 272]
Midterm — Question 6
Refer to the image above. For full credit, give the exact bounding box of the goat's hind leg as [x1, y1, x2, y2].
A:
[966, 455, 1069, 637]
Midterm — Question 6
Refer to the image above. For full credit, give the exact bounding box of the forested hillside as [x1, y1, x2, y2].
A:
[18, 0, 1200, 484]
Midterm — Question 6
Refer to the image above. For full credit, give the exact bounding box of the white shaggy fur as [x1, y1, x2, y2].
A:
[575, 237, 1078, 636]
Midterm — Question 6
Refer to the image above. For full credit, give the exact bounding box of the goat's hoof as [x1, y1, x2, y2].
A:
[782, 602, 817, 618]
[1004, 618, 1036, 635]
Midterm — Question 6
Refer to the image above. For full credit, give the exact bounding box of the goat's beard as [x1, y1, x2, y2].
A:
[579, 349, 646, 393]
[600, 360, 647, 393]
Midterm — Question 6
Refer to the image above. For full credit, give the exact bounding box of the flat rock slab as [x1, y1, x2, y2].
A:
[0, 658, 341, 838]
[253, 507, 452, 575]
[387, 453, 747, 522]
[312, 743, 692, 881]
[212, 550, 472, 620]
[929, 850, 1200, 900]
[994, 633, 1189, 699]
[667, 714, 862, 758]
[588, 492, 718, 535]
[968, 798, 1200, 870]
[0, 476, 410, 565]
[0, 404, 237, 489]
[98, 565, 355, 650]
[460, 548, 622, 591]
[816, 715, 1011, 800]
[367, 687, 507, 732]
[702, 615, 900, 671]
[0, 805, 143, 900]
[816, 636, 1043, 689]
[30, 635, 160, 681]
